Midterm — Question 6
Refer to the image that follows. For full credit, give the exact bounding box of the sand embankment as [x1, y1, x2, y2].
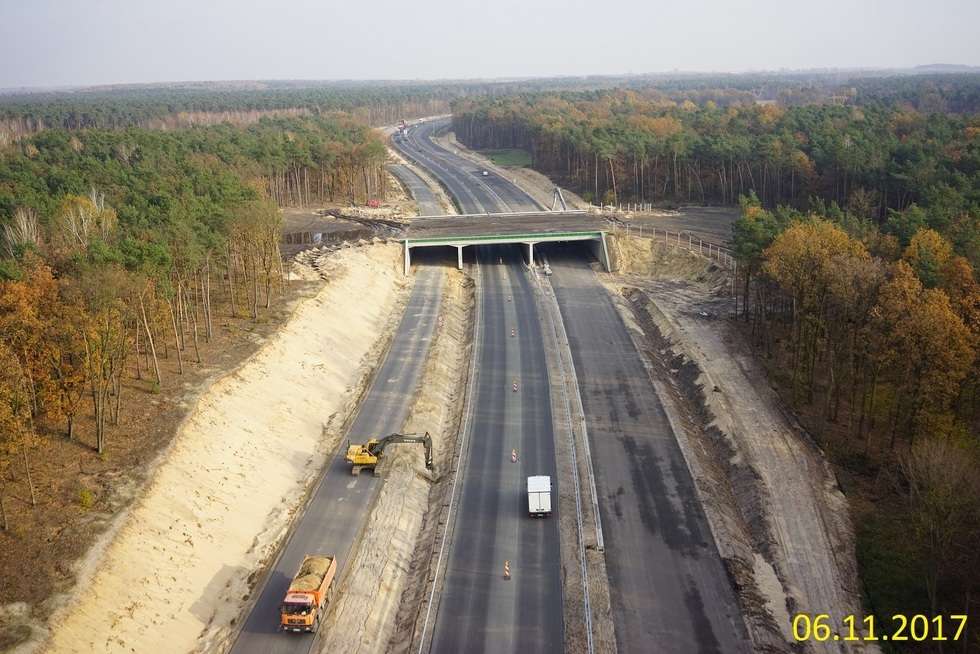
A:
[41, 244, 406, 654]
[317, 267, 473, 654]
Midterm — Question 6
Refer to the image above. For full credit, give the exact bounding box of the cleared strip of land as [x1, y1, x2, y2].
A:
[41, 245, 406, 654]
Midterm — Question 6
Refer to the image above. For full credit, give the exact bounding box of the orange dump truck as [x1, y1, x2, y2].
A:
[279, 554, 336, 633]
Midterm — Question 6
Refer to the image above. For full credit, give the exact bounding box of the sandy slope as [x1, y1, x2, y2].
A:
[40, 244, 406, 654]
[318, 268, 473, 654]
[639, 283, 867, 653]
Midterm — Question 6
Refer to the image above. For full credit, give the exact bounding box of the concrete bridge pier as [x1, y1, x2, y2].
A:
[526, 242, 534, 267]
[457, 245, 464, 270]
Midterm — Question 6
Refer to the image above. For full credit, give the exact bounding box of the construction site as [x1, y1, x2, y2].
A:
[10, 117, 871, 654]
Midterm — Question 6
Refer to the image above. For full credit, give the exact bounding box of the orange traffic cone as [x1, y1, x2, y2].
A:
[511, 449, 518, 463]
[503, 560, 511, 579]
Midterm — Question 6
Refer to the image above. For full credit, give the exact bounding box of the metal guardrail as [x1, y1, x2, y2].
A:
[534, 259, 597, 654]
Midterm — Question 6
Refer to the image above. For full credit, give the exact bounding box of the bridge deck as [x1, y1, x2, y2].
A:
[404, 211, 610, 274]
[407, 210, 606, 239]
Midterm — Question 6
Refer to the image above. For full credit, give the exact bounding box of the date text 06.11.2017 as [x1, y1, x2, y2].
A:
[792, 613, 968, 643]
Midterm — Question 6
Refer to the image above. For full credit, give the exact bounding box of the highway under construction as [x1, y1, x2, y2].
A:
[228, 116, 751, 654]
[395, 118, 750, 654]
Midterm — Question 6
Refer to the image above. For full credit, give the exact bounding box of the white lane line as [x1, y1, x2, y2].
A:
[416, 254, 484, 654]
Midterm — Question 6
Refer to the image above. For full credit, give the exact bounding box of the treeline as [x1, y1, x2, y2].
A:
[0, 114, 384, 528]
[0, 79, 592, 141]
[0, 83, 457, 140]
[732, 196, 980, 644]
[451, 91, 980, 268]
[6, 72, 979, 144]
[0, 113, 388, 217]
[614, 72, 980, 112]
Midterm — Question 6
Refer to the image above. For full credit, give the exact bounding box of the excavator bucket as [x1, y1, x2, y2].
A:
[346, 432, 434, 475]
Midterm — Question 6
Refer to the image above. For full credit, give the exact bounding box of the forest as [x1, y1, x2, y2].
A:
[4, 71, 978, 143]
[453, 89, 978, 264]
[732, 198, 979, 648]
[452, 83, 980, 648]
[1, 72, 979, 648]
[0, 110, 385, 452]
[0, 113, 386, 553]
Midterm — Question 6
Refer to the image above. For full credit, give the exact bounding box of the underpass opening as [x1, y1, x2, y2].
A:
[534, 241, 602, 270]
[406, 244, 461, 271]
[404, 230, 610, 275]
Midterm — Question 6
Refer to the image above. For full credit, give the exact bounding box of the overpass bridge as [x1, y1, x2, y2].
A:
[403, 210, 611, 274]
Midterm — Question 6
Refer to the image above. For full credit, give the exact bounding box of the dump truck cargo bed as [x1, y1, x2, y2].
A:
[279, 554, 336, 633]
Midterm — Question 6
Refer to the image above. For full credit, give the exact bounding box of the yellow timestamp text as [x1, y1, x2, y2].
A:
[792, 613, 968, 642]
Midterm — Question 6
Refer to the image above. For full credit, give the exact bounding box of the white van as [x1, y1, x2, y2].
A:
[527, 476, 552, 517]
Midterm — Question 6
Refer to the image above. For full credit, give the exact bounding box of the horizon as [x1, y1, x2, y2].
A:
[2, 0, 979, 89]
[1, 63, 977, 96]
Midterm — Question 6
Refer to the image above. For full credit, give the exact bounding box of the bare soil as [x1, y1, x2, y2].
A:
[313, 265, 474, 654]
[601, 235, 873, 653]
[615, 207, 739, 246]
[9, 244, 408, 654]
[0, 274, 321, 652]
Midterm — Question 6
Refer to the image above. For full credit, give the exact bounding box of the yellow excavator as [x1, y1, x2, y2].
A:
[345, 432, 433, 476]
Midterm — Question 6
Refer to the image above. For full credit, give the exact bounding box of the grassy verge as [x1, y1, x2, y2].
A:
[479, 148, 532, 168]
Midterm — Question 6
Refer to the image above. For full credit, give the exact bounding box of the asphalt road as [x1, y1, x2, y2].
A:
[402, 118, 751, 653]
[429, 247, 563, 653]
[395, 123, 565, 653]
[388, 163, 444, 216]
[230, 267, 443, 654]
[396, 119, 513, 214]
[545, 247, 750, 653]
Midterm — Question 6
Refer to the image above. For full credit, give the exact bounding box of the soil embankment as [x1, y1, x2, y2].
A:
[607, 231, 731, 283]
[604, 234, 870, 653]
[434, 130, 590, 210]
[317, 267, 474, 654]
[38, 244, 407, 654]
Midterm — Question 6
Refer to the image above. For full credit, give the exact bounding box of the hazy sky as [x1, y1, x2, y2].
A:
[2, 0, 979, 88]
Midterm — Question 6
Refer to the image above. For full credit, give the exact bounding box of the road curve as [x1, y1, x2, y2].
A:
[397, 120, 513, 214]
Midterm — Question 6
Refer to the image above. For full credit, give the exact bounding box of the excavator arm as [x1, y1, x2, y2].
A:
[368, 432, 433, 469]
[346, 432, 433, 475]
